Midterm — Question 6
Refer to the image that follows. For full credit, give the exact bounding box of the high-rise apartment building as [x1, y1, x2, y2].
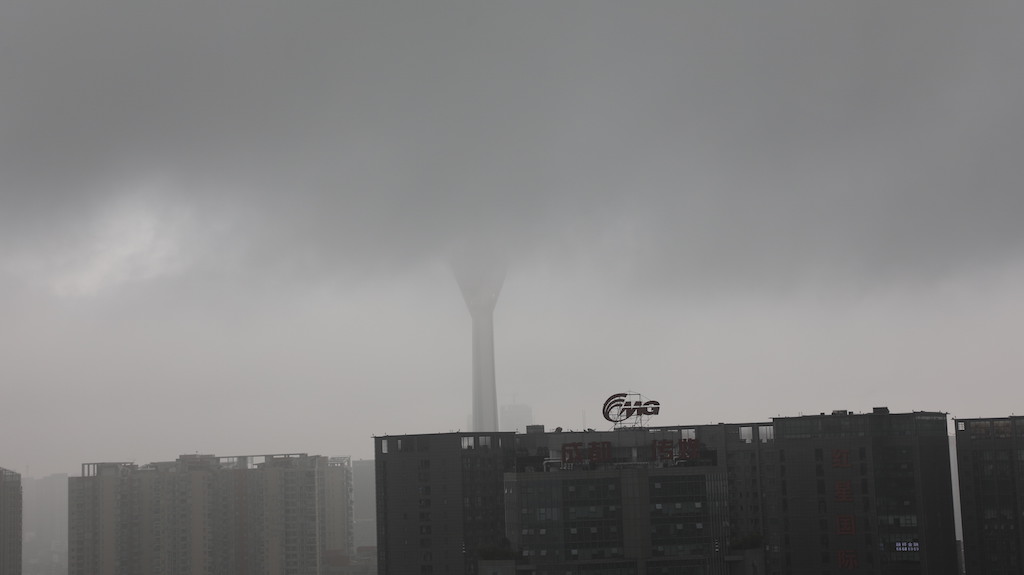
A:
[955, 415, 1024, 574]
[770, 408, 957, 574]
[22, 473, 68, 575]
[0, 467, 21, 575]
[376, 407, 958, 575]
[375, 432, 516, 575]
[68, 453, 353, 575]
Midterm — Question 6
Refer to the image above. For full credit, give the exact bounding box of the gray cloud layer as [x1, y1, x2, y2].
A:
[3, 0, 1023, 292]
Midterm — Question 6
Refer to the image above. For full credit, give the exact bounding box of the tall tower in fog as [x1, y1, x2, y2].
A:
[453, 254, 505, 432]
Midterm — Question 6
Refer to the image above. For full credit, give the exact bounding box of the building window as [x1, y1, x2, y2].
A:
[740, 427, 754, 443]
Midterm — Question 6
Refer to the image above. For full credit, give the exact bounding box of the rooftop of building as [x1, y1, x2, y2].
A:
[954, 414, 1024, 422]
[76, 453, 348, 477]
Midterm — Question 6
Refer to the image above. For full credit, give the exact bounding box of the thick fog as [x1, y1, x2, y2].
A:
[2, 0, 1023, 476]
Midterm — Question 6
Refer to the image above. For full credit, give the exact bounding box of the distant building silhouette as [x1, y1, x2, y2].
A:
[375, 407, 958, 574]
[68, 453, 353, 575]
[351, 459, 376, 548]
[21, 473, 68, 575]
[499, 403, 533, 433]
[955, 416, 1024, 573]
[0, 467, 21, 575]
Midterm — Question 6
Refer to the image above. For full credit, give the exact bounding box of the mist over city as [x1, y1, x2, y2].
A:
[1, 6, 1023, 571]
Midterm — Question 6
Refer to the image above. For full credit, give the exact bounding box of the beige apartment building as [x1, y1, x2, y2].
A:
[68, 453, 353, 575]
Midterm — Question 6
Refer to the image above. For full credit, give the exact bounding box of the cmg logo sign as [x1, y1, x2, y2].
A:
[602, 393, 661, 423]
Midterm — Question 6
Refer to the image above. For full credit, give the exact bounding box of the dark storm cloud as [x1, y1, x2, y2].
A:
[2, 0, 1023, 290]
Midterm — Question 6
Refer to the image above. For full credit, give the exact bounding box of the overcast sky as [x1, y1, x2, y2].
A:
[2, 0, 1023, 477]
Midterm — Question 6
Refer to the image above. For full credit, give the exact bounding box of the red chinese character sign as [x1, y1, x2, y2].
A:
[561, 442, 585, 464]
[834, 480, 853, 502]
[603, 392, 660, 427]
[561, 441, 613, 464]
[831, 449, 851, 468]
[836, 515, 857, 535]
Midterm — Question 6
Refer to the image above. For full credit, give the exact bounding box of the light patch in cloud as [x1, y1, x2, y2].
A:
[6, 183, 194, 297]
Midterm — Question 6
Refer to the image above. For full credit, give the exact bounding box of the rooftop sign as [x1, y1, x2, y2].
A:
[603, 392, 660, 426]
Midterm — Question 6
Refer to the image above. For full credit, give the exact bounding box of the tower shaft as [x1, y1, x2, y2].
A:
[453, 254, 505, 433]
[470, 311, 498, 432]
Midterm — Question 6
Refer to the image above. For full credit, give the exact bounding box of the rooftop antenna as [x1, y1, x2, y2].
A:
[452, 248, 505, 432]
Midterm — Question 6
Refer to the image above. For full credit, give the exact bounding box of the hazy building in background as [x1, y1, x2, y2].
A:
[0, 467, 21, 575]
[21, 473, 67, 575]
[348, 459, 377, 575]
[955, 416, 1024, 574]
[350, 459, 376, 548]
[68, 453, 354, 575]
[323, 457, 356, 574]
[499, 403, 533, 433]
[375, 407, 958, 574]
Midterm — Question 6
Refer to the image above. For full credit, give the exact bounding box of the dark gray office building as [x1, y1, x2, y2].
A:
[376, 408, 957, 575]
[375, 432, 516, 575]
[0, 467, 21, 575]
[375, 422, 775, 575]
[955, 416, 1024, 574]
[504, 425, 771, 575]
[771, 409, 956, 574]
